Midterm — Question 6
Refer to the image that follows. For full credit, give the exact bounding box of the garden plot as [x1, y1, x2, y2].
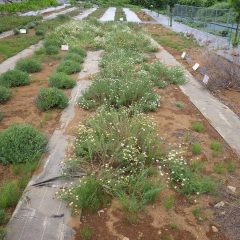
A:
[19, 19, 238, 240]
[0, 17, 240, 240]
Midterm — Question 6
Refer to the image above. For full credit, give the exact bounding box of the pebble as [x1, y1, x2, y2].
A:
[227, 185, 236, 193]
[212, 226, 219, 233]
[214, 201, 225, 208]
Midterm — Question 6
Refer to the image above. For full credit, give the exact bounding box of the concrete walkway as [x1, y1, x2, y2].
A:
[144, 9, 230, 50]
[123, 8, 141, 23]
[44, 7, 77, 20]
[0, 41, 43, 74]
[73, 7, 97, 21]
[5, 50, 103, 240]
[100, 7, 116, 22]
[19, 5, 67, 16]
[154, 40, 240, 155]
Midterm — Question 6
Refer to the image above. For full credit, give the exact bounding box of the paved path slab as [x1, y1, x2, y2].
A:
[73, 7, 97, 21]
[123, 8, 141, 23]
[153, 40, 240, 155]
[5, 50, 103, 240]
[100, 7, 116, 22]
[44, 7, 77, 20]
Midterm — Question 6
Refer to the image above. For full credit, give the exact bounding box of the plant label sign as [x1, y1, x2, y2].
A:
[20, 29, 27, 34]
[120, 18, 124, 21]
[61, 45, 69, 51]
[203, 75, 209, 85]
[192, 63, 200, 71]
[181, 51, 186, 59]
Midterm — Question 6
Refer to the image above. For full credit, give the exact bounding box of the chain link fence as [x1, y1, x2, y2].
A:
[169, 4, 239, 47]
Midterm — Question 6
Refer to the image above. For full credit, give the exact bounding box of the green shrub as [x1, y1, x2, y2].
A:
[16, 58, 42, 73]
[192, 121, 205, 133]
[56, 60, 81, 75]
[36, 87, 68, 111]
[175, 101, 185, 109]
[64, 53, 84, 63]
[191, 143, 202, 155]
[163, 195, 175, 211]
[211, 140, 221, 154]
[35, 27, 45, 36]
[0, 209, 6, 225]
[0, 86, 11, 103]
[44, 38, 60, 48]
[34, 47, 45, 55]
[13, 28, 20, 35]
[0, 124, 47, 164]
[45, 45, 59, 55]
[69, 47, 87, 57]
[48, 72, 76, 89]
[0, 69, 29, 87]
[26, 22, 36, 29]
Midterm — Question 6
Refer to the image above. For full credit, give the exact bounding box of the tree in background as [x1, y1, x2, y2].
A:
[229, 0, 240, 47]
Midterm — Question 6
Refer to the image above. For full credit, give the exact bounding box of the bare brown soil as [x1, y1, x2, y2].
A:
[136, 11, 155, 22]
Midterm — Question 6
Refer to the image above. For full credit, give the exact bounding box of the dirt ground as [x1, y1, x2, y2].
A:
[144, 23, 240, 119]
[136, 11, 155, 22]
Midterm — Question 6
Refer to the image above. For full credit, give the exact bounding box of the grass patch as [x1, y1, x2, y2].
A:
[213, 161, 236, 174]
[0, 181, 22, 209]
[0, 69, 29, 87]
[210, 140, 222, 156]
[192, 121, 205, 133]
[0, 34, 42, 62]
[0, 15, 41, 33]
[163, 195, 175, 211]
[36, 87, 68, 111]
[81, 226, 94, 240]
[191, 143, 202, 155]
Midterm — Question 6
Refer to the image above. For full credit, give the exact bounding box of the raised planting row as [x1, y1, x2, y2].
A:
[39, 19, 231, 236]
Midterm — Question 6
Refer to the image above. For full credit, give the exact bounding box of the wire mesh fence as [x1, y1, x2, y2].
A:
[168, 4, 239, 48]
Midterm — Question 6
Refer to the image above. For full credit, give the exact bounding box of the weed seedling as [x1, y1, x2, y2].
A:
[175, 101, 185, 109]
[81, 226, 93, 240]
[192, 122, 205, 133]
[191, 143, 202, 155]
[163, 195, 175, 211]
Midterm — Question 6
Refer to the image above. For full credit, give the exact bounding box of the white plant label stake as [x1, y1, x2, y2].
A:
[120, 18, 124, 21]
[192, 63, 200, 71]
[203, 75, 209, 85]
[20, 29, 27, 34]
[181, 51, 186, 59]
[61, 45, 69, 51]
